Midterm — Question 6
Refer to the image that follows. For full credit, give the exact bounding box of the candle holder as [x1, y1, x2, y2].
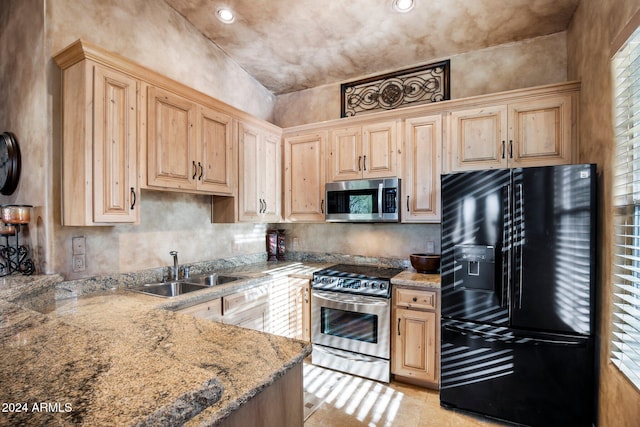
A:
[0, 205, 34, 276]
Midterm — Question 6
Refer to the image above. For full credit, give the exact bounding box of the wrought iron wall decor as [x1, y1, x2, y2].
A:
[340, 60, 450, 117]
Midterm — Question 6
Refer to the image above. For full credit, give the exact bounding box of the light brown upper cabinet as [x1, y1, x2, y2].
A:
[402, 114, 442, 222]
[328, 120, 399, 181]
[55, 53, 140, 225]
[146, 86, 234, 195]
[447, 93, 574, 172]
[238, 120, 282, 222]
[283, 131, 327, 222]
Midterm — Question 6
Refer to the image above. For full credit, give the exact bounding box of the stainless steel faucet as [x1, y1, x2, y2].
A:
[169, 250, 179, 280]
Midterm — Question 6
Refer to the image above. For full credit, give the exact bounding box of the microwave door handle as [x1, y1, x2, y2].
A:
[378, 183, 383, 219]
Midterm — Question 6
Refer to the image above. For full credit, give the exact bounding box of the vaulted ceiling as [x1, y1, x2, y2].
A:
[164, 0, 580, 95]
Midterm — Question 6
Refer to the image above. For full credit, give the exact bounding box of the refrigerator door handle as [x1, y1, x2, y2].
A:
[515, 183, 524, 309]
[500, 184, 511, 308]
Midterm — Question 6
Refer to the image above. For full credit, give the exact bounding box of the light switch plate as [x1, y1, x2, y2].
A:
[72, 236, 85, 255]
[426, 241, 436, 254]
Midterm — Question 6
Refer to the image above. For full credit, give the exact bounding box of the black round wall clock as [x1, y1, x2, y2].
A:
[0, 132, 21, 196]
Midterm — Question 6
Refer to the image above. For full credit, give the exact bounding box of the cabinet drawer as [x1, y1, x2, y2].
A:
[178, 298, 223, 321]
[224, 285, 269, 316]
[395, 288, 437, 310]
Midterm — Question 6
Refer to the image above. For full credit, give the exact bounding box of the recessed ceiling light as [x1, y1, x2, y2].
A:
[393, 0, 415, 13]
[216, 8, 235, 24]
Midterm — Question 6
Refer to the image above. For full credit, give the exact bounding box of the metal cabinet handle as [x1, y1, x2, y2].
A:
[263, 200, 268, 213]
[192, 161, 197, 179]
[363, 155, 367, 171]
[321, 199, 324, 214]
[198, 162, 203, 180]
[397, 318, 401, 336]
[130, 187, 136, 210]
[501, 140, 506, 159]
[358, 155, 362, 171]
[509, 140, 513, 159]
[407, 195, 410, 212]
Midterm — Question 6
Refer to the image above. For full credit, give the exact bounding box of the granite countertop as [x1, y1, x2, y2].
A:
[391, 269, 441, 290]
[0, 260, 439, 426]
[0, 265, 315, 426]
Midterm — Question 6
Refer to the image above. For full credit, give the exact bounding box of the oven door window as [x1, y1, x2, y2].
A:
[320, 306, 378, 343]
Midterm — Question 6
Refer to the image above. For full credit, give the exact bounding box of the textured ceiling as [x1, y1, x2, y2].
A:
[164, 0, 580, 95]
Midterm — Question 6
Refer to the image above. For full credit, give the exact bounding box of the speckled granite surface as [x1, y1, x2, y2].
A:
[391, 270, 441, 289]
[0, 263, 318, 426]
[0, 259, 431, 426]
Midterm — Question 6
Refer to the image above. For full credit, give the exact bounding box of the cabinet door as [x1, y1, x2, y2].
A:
[197, 106, 234, 194]
[508, 94, 573, 167]
[362, 120, 398, 178]
[238, 122, 281, 222]
[178, 298, 223, 322]
[392, 308, 437, 383]
[284, 132, 326, 222]
[448, 105, 508, 172]
[238, 122, 261, 221]
[403, 115, 442, 222]
[147, 86, 197, 190]
[288, 277, 311, 342]
[261, 131, 282, 221]
[92, 65, 139, 223]
[328, 126, 362, 181]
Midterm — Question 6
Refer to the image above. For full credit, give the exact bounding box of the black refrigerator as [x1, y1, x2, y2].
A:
[439, 164, 596, 427]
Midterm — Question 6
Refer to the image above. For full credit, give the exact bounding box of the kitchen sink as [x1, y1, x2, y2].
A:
[129, 281, 210, 298]
[184, 273, 245, 287]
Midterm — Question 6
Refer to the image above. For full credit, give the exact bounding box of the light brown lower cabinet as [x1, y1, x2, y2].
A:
[392, 287, 440, 388]
[178, 285, 269, 332]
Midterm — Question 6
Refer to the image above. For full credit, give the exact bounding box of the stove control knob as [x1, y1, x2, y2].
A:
[371, 283, 378, 289]
[380, 283, 387, 290]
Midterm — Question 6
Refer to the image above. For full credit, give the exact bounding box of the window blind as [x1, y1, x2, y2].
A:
[612, 25, 640, 390]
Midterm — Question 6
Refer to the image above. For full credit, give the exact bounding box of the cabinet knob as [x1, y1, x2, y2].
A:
[412, 297, 418, 302]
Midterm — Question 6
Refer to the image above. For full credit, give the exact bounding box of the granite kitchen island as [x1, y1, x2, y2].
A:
[0, 274, 311, 426]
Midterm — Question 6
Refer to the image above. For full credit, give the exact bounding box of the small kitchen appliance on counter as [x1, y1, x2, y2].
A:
[311, 264, 404, 382]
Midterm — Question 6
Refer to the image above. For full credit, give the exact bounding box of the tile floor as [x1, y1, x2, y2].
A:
[303, 363, 506, 427]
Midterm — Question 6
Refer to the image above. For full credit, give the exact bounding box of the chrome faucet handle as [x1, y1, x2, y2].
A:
[169, 251, 179, 279]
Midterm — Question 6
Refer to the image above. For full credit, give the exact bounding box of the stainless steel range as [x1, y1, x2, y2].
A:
[311, 264, 403, 383]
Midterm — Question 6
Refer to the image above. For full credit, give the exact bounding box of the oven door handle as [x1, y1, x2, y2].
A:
[312, 289, 389, 306]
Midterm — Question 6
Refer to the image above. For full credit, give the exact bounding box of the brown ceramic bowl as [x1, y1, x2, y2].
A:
[410, 253, 440, 273]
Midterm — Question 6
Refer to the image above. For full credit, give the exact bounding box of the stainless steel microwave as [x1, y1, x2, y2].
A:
[325, 178, 400, 222]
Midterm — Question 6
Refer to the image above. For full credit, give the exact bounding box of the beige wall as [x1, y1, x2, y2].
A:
[274, 32, 567, 127]
[0, 0, 50, 272]
[567, 0, 640, 425]
[0, 0, 278, 279]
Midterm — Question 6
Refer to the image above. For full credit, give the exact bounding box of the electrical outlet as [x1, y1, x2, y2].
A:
[72, 254, 86, 272]
[72, 236, 86, 255]
[426, 240, 436, 254]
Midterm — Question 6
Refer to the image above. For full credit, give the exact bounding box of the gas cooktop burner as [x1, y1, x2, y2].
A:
[312, 264, 404, 297]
